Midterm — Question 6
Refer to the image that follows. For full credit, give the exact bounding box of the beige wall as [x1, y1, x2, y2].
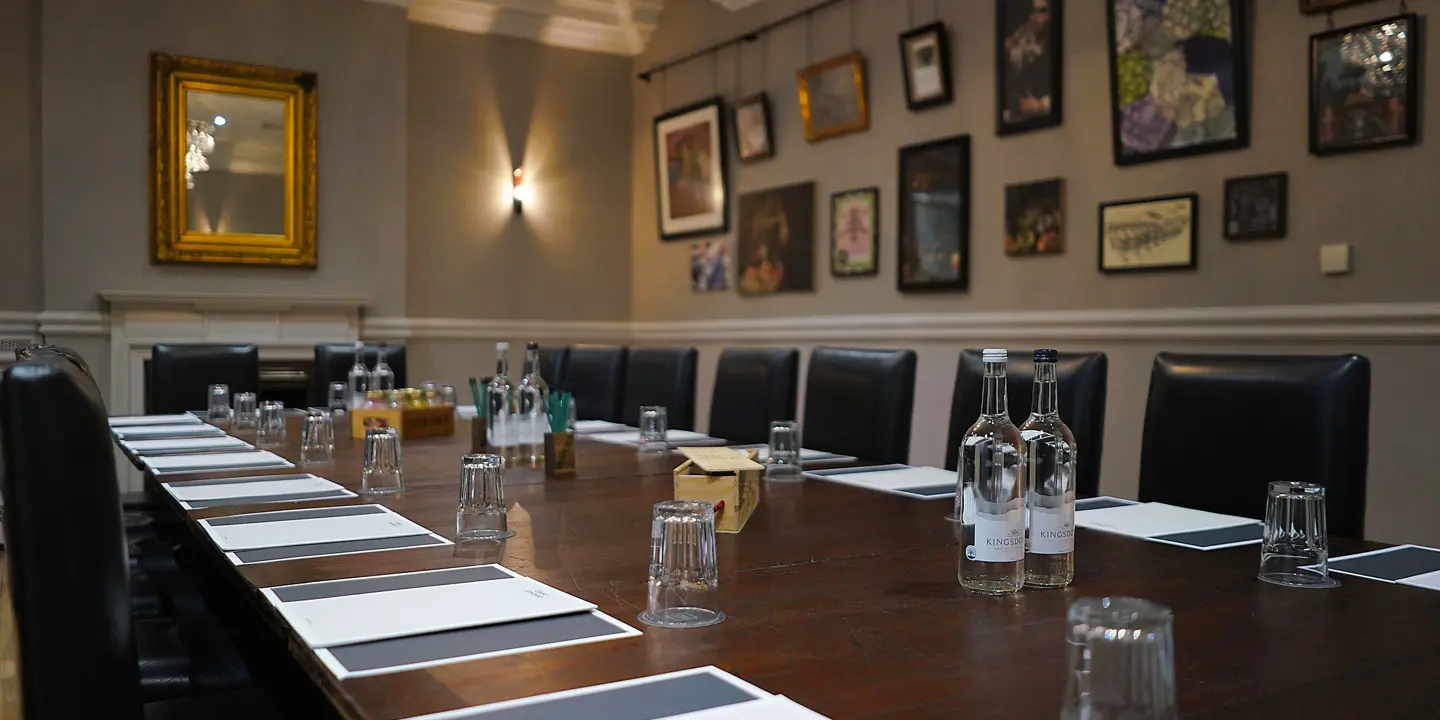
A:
[39, 0, 409, 315]
[0, 0, 41, 312]
[406, 24, 634, 322]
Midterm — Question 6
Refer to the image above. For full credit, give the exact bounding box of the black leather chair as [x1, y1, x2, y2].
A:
[538, 346, 570, 390]
[147, 344, 259, 415]
[16, 343, 97, 381]
[945, 350, 1108, 498]
[1138, 352, 1371, 538]
[565, 345, 627, 423]
[803, 347, 917, 464]
[311, 343, 407, 406]
[708, 347, 799, 445]
[621, 347, 698, 430]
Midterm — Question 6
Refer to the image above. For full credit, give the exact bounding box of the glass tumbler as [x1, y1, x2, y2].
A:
[207, 384, 231, 422]
[638, 406, 668, 454]
[1062, 597, 1176, 720]
[1258, 481, 1339, 588]
[257, 401, 286, 446]
[299, 409, 334, 465]
[328, 382, 348, 414]
[766, 420, 802, 480]
[639, 500, 724, 629]
[456, 453, 513, 540]
[231, 392, 258, 431]
[362, 427, 405, 495]
[439, 385, 457, 407]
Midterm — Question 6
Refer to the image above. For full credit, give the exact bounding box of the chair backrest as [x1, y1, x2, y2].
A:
[539, 346, 570, 390]
[565, 345, 628, 422]
[148, 344, 259, 414]
[311, 343, 408, 406]
[803, 347, 917, 464]
[15, 344, 97, 382]
[945, 350, 1108, 498]
[622, 347, 698, 430]
[1, 358, 143, 720]
[708, 347, 799, 445]
[1139, 352, 1371, 537]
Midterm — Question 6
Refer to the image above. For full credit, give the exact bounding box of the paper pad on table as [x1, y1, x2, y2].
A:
[1327, 545, 1440, 583]
[112, 423, 226, 440]
[121, 435, 254, 454]
[804, 464, 957, 499]
[198, 503, 431, 551]
[109, 414, 203, 427]
[729, 445, 857, 464]
[1075, 502, 1258, 539]
[587, 429, 719, 446]
[163, 473, 356, 509]
[574, 420, 635, 434]
[144, 450, 293, 474]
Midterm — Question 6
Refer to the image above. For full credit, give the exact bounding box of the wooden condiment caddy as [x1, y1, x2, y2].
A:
[673, 447, 762, 533]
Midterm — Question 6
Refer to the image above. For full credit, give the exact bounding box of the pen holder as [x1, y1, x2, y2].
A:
[470, 417, 489, 454]
[544, 431, 576, 477]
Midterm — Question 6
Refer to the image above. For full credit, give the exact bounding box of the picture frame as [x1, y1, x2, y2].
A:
[1224, 172, 1288, 240]
[899, 22, 953, 111]
[1309, 14, 1419, 157]
[732, 93, 775, 163]
[736, 182, 816, 296]
[897, 135, 970, 292]
[1004, 178, 1064, 256]
[996, 0, 1064, 135]
[1098, 193, 1197, 274]
[831, 187, 880, 277]
[653, 97, 729, 241]
[1300, 0, 1382, 14]
[797, 51, 870, 142]
[1104, 0, 1250, 166]
[690, 240, 732, 292]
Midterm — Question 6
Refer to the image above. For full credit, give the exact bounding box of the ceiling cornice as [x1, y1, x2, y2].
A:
[363, 0, 663, 57]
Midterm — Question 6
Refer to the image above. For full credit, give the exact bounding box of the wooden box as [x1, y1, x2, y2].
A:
[351, 405, 455, 440]
[673, 448, 762, 534]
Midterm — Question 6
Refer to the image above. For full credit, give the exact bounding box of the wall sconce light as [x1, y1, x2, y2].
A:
[511, 167, 530, 214]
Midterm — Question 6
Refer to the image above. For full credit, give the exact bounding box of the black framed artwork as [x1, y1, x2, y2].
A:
[737, 182, 816, 295]
[1104, 0, 1250, 166]
[1300, 0, 1382, 14]
[1098, 193, 1198, 274]
[996, 0, 1064, 135]
[898, 135, 970, 292]
[732, 93, 775, 163]
[899, 22, 954, 111]
[1224, 173, 1288, 240]
[1309, 14, 1419, 157]
[831, 187, 879, 277]
[653, 97, 729, 241]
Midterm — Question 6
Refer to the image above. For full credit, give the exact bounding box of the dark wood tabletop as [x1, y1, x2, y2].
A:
[145, 417, 1440, 720]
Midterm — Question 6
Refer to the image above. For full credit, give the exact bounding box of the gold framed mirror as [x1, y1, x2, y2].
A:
[150, 53, 317, 267]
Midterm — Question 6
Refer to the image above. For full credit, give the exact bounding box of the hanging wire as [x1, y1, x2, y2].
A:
[761, 32, 769, 92]
[713, 48, 721, 98]
[735, 41, 744, 97]
[1400, 0, 1409, 12]
[849, 0, 856, 49]
[660, 68, 668, 110]
[1326, 11, 1334, 29]
[805, 10, 813, 64]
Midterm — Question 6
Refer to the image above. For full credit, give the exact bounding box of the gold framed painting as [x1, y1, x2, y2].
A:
[151, 52, 318, 267]
[797, 51, 869, 143]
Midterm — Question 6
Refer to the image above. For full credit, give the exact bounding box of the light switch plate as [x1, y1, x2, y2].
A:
[1320, 244, 1352, 275]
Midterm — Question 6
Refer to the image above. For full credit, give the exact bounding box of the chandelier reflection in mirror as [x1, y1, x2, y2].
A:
[184, 119, 216, 189]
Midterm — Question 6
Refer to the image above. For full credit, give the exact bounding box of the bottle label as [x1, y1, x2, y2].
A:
[973, 506, 1025, 562]
[1027, 498, 1075, 555]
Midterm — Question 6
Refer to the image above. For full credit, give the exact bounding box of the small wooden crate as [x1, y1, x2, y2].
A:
[673, 448, 762, 534]
[351, 405, 455, 440]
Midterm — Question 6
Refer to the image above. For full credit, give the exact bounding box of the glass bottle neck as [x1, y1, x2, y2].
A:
[352, 346, 364, 365]
[524, 349, 540, 377]
[495, 352, 508, 377]
[1031, 361, 1058, 416]
[981, 361, 1009, 418]
[374, 348, 388, 368]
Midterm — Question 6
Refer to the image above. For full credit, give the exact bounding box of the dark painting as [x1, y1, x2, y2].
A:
[1005, 178, 1064, 255]
[997, 0, 1064, 135]
[1224, 173, 1287, 240]
[737, 182, 816, 295]
[898, 135, 970, 292]
[1310, 14, 1418, 156]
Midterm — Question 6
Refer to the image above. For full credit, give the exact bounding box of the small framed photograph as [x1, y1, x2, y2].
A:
[1004, 178, 1064, 256]
[732, 93, 774, 163]
[797, 51, 870, 142]
[899, 22, 953, 111]
[997, 0, 1063, 135]
[690, 240, 731, 292]
[1098, 193, 1197, 274]
[1224, 173, 1288, 240]
[831, 187, 879, 277]
[1310, 14, 1419, 156]
[1300, 0, 1382, 14]
[898, 135, 970, 292]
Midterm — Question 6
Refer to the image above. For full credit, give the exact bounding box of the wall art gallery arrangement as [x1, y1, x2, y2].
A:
[646, 0, 1423, 294]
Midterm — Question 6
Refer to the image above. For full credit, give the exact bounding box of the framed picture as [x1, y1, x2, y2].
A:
[1098, 193, 1197, 274]
[732, 93, 775, 163]
[898, 135, 970, 292]
[899, 22, 953, 111]
[737, 182, 816, 295]
[1004, 178, 1064, 256]
[690, 240, 731, 292]
[1310, 14, 1419, 156]
[997, 0, 1064, 135]
[797, 51, 870, 142]
[831, 187, 879, 277]
[1224, 173, 1288, 240]
[653, 97, 729, 241]
[1300, 0, 1382, 14]
[1105, 0, 1249, 165]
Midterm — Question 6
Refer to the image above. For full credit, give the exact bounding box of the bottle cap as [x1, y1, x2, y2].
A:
[354, 340, 364, 350]
[1034, 349, 1059, 362]
[496, 342, 509, 351]
[982, 348, 1007, 363]
[527, 341, 539, 350]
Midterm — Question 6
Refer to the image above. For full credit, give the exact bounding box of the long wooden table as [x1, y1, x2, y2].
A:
[145, 418, 1440, 719]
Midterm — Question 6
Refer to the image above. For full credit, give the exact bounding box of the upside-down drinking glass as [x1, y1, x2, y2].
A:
[766, 420, 802, 480]
[257, 401, 286, 446]
[638, 406, 668, 454]
[328, 382, 348, 414]
[231, 392, 258, 432]
[1258, 481, 1339, 588]
[300, 409, 334, 465]
[207, 384, 231, 423]
[362, 426, 405, 495]
[1062, 597, 1176, 720]
[456, 453, 512, 540]
[639, 500, 724, 629]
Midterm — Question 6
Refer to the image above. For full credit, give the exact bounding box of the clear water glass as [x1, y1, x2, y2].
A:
[299, 409, 334, 465]
[440, 385, 457, 407]
[231, 392, 258, 431]
[328, 381, 348, 414]
[207, 384, 231, 422]
[638, 405, 668, 454]
[421, 380, 440, 406]
[362, 427, 405, 495]
[1062, 597, 1176, 720]
[766, 420, 802, 480]
[257, 401, 286, 447]
[639, 500, 724, 629]
[1259, 481, 1339, 588]
[456, 453, 513, 540]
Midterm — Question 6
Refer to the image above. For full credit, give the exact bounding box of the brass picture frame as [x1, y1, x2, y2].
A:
[797, 51, 869, 143]
[150, 52, 318, 267]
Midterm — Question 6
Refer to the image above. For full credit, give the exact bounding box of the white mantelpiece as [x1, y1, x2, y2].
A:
[100, 291, 372, 415]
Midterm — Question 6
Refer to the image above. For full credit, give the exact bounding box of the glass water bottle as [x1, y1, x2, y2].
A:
[516, 342, 549, 469]
[347, 341, 369, 410]
[487, 342, 518, 466]
[957, 349, 1025, 595]
[370, 344, 396, 393]
[1021, 349, 1077, 588]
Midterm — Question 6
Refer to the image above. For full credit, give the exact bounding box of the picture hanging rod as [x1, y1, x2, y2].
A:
[636, 0, 854, 82]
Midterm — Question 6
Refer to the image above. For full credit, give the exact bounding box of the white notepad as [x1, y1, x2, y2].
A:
[198, 504, 430, 551]
[164, 474, 350, 503]
[261, 565, 597, 648]
[112, 423, 227, 439]
[1398, 569, 1440, 591]
[587, 429, 719, 446]
[574, 420, 635, 434]
[109, 414, 203, 427]
[730, 445, 857, 463]
[121, 435, 254, 454]
[1074, 502, 1257, 538]
[144, 450, 293, 474]
[671, 697, 832, 720]
[805, 465, 957, 500]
